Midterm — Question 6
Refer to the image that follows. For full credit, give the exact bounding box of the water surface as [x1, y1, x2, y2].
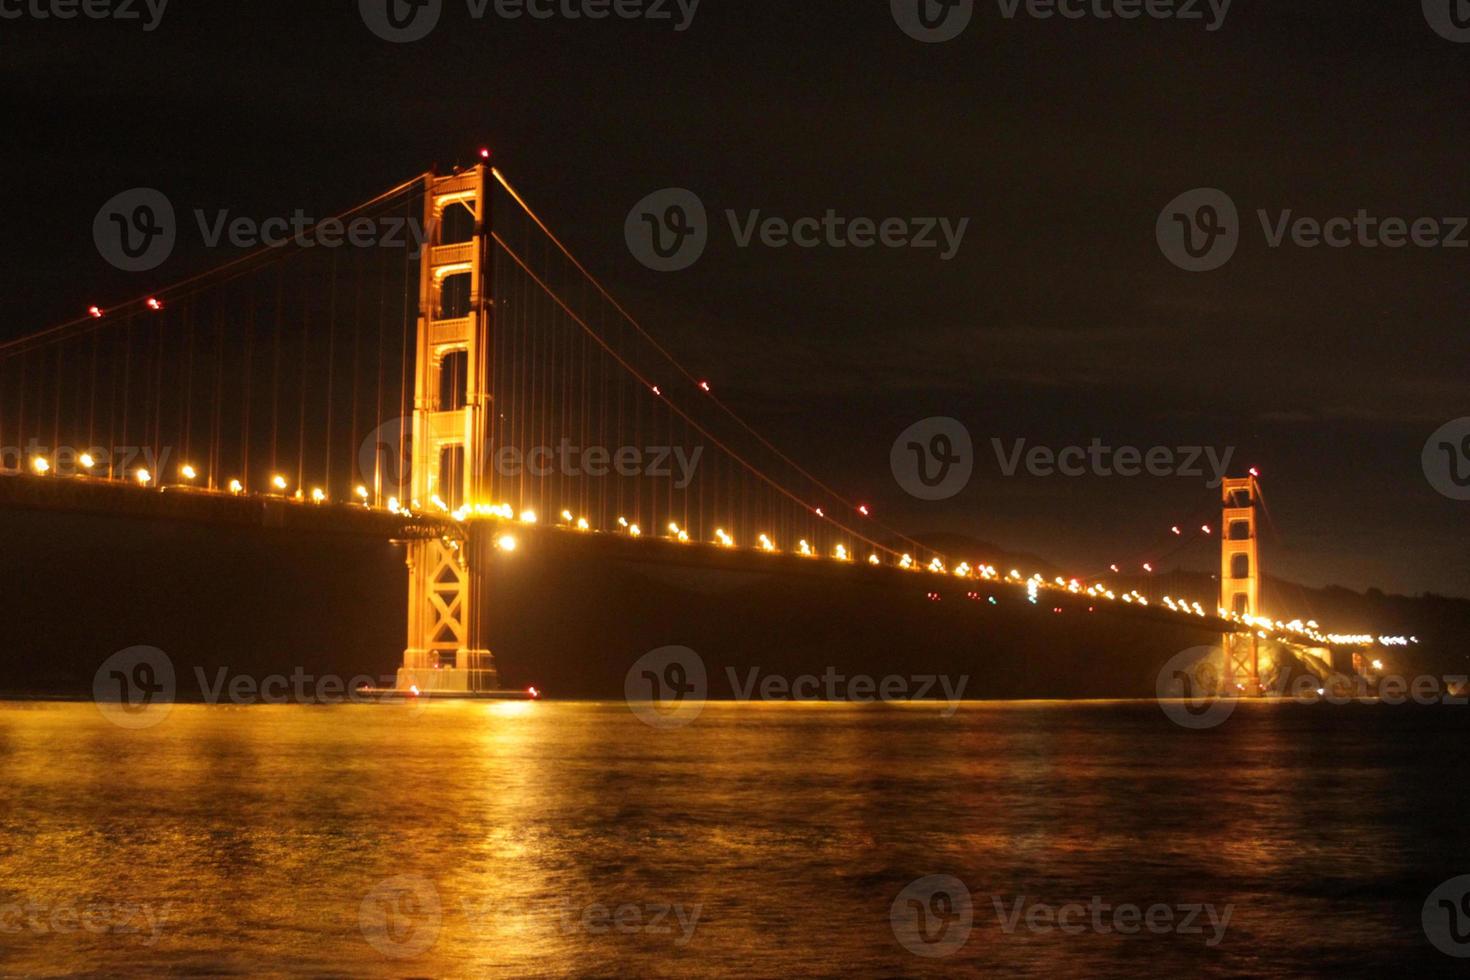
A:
[0, 700, 1465, 976]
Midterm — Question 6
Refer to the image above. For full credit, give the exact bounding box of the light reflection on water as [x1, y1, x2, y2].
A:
[0, 700, 1465, 977]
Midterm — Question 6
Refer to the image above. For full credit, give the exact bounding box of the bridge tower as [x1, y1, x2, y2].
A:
[397, 164, 498, 693]
[1219, 475, 1261, 694]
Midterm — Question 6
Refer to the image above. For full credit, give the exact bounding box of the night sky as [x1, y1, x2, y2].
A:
[3, 0, 1467, 597]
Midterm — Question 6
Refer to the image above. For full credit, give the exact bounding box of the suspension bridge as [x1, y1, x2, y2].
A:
[0, 161, 1413, 698]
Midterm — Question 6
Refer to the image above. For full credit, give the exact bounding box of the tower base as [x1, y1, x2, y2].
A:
[398, 648, 499, 693]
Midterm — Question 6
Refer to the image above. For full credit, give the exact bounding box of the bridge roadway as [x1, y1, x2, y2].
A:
[0, 471, 451, 540]
[0, 469, 1258, 641]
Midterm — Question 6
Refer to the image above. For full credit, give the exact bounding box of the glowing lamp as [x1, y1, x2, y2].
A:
[30, 456, 50, 475]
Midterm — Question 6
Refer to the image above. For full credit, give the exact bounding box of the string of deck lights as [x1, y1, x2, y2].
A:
[8, 455, 1417, 650]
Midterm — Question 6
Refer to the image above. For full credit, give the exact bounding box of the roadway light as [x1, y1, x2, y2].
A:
[311, 488, 326, 504]
[355, 485, 369, 502]
[229, 479, 244, 494]
[272, 474, 288, 491]
[135, 468, 152, 486]
[30, 456, 50, 475]
[520, 509, 537, 524]
[180, 464, 197, 482]
[78, 453, 96, 471]
[496, 534, 517, 552]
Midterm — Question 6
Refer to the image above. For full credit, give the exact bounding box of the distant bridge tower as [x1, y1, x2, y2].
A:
[398, 164, 498, 693]
[1219, 475, 1261, 694]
